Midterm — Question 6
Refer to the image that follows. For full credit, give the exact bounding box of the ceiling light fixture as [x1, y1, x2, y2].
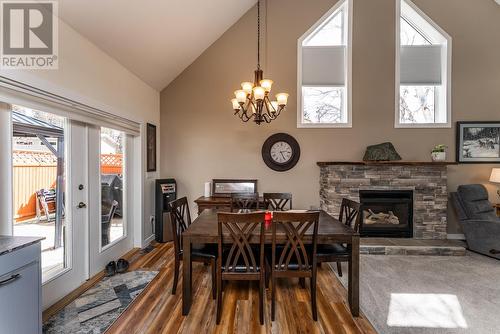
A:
[230, 0, 288, 125]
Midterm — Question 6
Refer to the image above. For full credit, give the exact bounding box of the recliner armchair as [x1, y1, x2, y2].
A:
[451, 184, 500, 260]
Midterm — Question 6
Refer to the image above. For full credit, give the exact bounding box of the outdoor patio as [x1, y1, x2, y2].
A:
[14, 217, 123, 279]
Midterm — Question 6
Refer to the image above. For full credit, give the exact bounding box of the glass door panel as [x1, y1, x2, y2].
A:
[100, 127, 125, 248]
[11, 105, 67, 282]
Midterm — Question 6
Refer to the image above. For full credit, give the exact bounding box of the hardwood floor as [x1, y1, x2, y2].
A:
[100, 242, 376, 334]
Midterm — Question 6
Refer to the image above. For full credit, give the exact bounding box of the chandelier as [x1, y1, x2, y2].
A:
[230, 0, 288, 125]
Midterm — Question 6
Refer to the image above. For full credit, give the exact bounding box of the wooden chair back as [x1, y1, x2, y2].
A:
[169, 197, 192, 257]
[339, 198, 361, 232]
[263, 193, 292, 211]
[218, 212, 265, 275]
[230, 192, 259, 212]
[271, 211, 320, 273]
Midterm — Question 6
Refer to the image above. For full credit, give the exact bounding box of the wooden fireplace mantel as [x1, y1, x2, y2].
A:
[316, 161, 458, 167]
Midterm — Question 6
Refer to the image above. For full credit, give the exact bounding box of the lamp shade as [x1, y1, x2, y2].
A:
[490, 168, 500, 184]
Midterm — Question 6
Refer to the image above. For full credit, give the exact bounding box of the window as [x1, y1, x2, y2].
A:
[396, 0, 451, 127]
[298, 0, 352, 127]
[100, 127, 125, 248]
[11, 105, 67, 282]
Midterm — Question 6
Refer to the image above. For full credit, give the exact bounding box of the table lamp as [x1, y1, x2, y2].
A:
[490, 168, 500, 197]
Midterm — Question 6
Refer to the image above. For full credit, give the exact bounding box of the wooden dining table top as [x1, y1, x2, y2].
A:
[183, 209, 359, 244]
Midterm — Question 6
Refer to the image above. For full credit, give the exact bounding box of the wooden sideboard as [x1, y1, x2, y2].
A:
[194, 196, 264, 214]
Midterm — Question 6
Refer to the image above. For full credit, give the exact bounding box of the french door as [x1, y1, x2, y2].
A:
[41, 121, 133, 308]
[1, 89, 140, 310]
[42, 120, 89, 309]
[87, 125, 133, 275]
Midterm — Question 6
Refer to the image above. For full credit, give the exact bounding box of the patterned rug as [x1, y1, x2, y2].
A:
[43, 270, 158, 334]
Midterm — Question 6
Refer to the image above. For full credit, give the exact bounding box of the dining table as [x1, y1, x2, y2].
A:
[181, 209, 360, 317]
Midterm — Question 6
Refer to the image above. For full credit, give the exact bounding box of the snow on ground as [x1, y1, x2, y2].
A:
[462, 140, 499, 158]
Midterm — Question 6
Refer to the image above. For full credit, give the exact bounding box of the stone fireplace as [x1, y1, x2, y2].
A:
[318, 161, 451, 240]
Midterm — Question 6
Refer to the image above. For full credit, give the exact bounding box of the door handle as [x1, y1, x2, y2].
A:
[0, 274, 21, 287]
[77, 202, 87, 209]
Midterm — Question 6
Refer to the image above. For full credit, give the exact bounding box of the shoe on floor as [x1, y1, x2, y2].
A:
[116, 258, 129, 273]
[105, 261, 116, 277]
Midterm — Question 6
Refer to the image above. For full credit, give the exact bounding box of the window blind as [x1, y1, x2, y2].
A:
[301, 46, 345, 86]
[0, 76, 141, 136]
[400, 45, 442, 85]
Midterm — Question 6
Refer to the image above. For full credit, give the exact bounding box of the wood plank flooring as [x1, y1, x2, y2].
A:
[103, 242, 376, 334]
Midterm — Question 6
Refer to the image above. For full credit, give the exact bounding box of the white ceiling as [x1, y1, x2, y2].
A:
[58, 0, 256, 91]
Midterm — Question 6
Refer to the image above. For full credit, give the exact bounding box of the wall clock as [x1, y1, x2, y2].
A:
[261, 133, 300, 172]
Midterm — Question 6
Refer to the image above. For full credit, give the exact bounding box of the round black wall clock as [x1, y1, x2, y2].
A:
[262, 133, 300, 172]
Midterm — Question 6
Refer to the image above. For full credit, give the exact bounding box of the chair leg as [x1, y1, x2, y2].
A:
[299, 277, 306, 289]
[259, 276, 264, 325]
[172, 257, 180, 295]
[271, 276, 276, 321]
[216, 275, 223, 324]
[336, 262, 343, 277]
[265, 263, 270, 289]
[211, 259, 216, 300]
[311, 272, 318, 321]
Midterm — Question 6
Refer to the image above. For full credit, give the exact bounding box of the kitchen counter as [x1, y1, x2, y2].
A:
[0, 235, 45, 256]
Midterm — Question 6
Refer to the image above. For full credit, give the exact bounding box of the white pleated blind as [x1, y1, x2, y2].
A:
[400, 45, 442, 85]
[301, 46, 345, 86]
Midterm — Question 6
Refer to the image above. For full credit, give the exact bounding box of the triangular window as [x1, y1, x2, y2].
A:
[303, 8, 345, 47]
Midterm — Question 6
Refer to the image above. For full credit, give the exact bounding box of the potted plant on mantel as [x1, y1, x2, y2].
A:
[431, 144, 447, 162]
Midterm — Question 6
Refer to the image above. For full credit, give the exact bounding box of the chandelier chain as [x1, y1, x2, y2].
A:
[257, 0, 260, 69]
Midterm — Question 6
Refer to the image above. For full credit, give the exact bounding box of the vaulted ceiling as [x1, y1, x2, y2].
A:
[58, 0, 256, 91]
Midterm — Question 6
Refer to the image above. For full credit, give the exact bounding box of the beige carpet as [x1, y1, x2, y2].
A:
[335, 252, 500, 334]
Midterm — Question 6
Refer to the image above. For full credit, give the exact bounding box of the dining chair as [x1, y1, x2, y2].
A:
[216, 212, 266, 325]
[316, 198, 361, 277]
[263, 192, 292, 211]
[170, 197, 217, 298]
[230, 192, 259, 212]
[267, 211, 320, 321]
[101, 200, 118, 246]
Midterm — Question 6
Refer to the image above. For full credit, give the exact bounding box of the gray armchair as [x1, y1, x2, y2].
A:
[451, 184, 500, 259]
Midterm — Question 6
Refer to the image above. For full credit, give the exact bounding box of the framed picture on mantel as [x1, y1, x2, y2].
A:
[146, 123, 157, 172]
[456, 121, 500, 163]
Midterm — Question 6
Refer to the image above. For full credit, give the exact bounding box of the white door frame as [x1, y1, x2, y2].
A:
[0, 102, 13, 235]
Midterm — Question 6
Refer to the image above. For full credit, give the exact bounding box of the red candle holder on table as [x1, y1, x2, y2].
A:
[265, 211, 273, 229]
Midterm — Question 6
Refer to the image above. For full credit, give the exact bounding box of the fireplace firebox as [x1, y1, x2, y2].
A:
[359, 190, 413, 238]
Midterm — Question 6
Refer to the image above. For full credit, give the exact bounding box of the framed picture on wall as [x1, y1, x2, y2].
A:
[212, 179, 257, 197]
[456, 121, 500, 163]
[146, 123, 157, 172]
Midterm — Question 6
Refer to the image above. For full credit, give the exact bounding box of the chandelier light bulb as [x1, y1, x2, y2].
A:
[231, 98, 240, 110]
[234, 90, 247, 103]
[276, 93, 289, 106]
[253, 86, 265, 100]
[260, 79, 273, 92]
[241, 82, 254, 94]
[270, 101, 278, 112]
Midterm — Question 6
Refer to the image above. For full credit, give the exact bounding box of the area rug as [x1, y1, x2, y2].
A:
[43, 270, 158, 334]
[334, 252, 500, 334]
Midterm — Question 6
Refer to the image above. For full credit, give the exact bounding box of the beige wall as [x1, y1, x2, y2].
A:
[161, 0, 500, 234]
